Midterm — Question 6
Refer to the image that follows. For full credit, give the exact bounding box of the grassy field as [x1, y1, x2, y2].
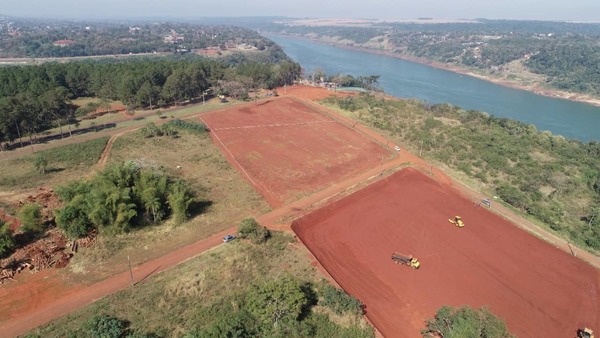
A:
[29, 232, 374, 337]
[64, 128, 270, 281]
[0, 137, 109, 191]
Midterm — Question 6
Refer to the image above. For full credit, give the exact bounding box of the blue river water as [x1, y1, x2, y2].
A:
[267, 35, 600, 142]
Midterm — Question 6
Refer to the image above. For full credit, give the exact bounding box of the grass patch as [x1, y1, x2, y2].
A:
[31, 232, 373, 337]
[0, 137, 109, 190]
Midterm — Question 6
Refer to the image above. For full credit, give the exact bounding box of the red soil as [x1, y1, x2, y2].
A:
[292, 168, 600, 338]
[201, 96, 390, 207]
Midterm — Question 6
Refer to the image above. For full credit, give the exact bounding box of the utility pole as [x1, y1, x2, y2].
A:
[127, 255, 134, 287]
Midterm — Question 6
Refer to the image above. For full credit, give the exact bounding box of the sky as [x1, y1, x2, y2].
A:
[2, 0, 600, 21]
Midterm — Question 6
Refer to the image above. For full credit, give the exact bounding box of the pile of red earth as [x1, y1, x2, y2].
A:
[0, 209, 20, 231]
[0, 187, 96, 284]
[0, 229, 97, 284]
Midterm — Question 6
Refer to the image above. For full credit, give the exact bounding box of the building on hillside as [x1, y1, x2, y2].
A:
[164, 30, 184, 44]
[53, 40, 76, 47]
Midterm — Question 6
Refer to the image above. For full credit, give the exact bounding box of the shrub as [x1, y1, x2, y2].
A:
[83, 315, 128, 338]
[319, 283, 363, 315]
[18, 203, 44, 235]
[238, 218, 270, 244]
[34, 156, 48, 174]
[0, 221, 16, 258]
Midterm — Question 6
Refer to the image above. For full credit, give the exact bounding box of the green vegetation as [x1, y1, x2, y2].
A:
[55, 161, 196, 238]
[245, 273, 309, 329]
[319, 283, 364, 316]
[422, 306, 513, 338]
[139, 122, 177, 139]
[164, 119, 208, 135]
[238, 218, 271, 244]
[32, 232, 373, 337]
[18, 203, 44, 235]
[33, 156, 48, 174]
[0, 220, 16, 258]
[324, 94, 600, 251]
[37, 136, 110, 167]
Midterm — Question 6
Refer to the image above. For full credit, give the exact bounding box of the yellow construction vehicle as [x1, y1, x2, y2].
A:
[448, 216, 465, 228]
[391, 252, 420, 269]
[578, 328, 595, 338]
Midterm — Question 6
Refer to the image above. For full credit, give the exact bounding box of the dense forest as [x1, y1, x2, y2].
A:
[260, 19, 600, 96]
[324, 93, 600, 251]
[0, 56, 301, 150]
[0, 16, 284, 58]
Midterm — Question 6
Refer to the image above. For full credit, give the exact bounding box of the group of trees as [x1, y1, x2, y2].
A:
[55, 161, 196, 238]
[325, 93, 600, 250]
[0, 57, 300, 150]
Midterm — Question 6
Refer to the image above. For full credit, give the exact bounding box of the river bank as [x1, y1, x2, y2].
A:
[266, 33, 600, 108]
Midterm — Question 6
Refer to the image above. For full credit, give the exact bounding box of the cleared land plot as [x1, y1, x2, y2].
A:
[293, 168, 600, 338]
[201, 97, 390, 207]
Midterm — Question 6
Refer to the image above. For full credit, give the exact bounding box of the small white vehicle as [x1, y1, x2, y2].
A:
[223, 235, 236, 243]
[394, 146, 401, 151]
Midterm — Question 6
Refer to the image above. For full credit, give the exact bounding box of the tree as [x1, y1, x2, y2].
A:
[55, 195, 94, 238]
[18, 203, 44, 235]
[167, 180, 195, 224]
[245, 274, 309, 329]
[34, 155, 48, 174]
[0, 220, 16, 258]
[421, 306, 513, 338]
[238, 218, 270, 244]
[125, 106, 136, 120]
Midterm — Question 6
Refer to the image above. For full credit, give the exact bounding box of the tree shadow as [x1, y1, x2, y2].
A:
[298, 282, 319, 321]
[46, 167, 65, 173]
[189, 200, 213, 217]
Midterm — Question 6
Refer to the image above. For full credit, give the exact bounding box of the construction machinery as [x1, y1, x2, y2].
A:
[391, 252, 421, 269]
[449, 215, 465, 228]
[578, 328, 595, 338]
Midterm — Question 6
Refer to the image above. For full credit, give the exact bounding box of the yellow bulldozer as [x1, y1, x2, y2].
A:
[391, 252, 421, 269]
[578, 328, 595, 338]
[449, 215, 465, 228]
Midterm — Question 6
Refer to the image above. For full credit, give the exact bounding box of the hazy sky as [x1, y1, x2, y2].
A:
[2, 0, 600, 21]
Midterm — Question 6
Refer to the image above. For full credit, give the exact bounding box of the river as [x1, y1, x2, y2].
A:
[266, 35, 600, 142]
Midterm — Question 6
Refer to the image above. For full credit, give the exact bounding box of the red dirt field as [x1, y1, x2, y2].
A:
[201, 96, 391, 207]
[292, 168, 600, 338]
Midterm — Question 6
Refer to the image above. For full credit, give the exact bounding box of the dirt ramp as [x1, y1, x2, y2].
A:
[293, 167, 600, 338]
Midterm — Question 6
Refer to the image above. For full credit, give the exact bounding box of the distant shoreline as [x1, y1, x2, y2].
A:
[266, 33, 600, 108]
